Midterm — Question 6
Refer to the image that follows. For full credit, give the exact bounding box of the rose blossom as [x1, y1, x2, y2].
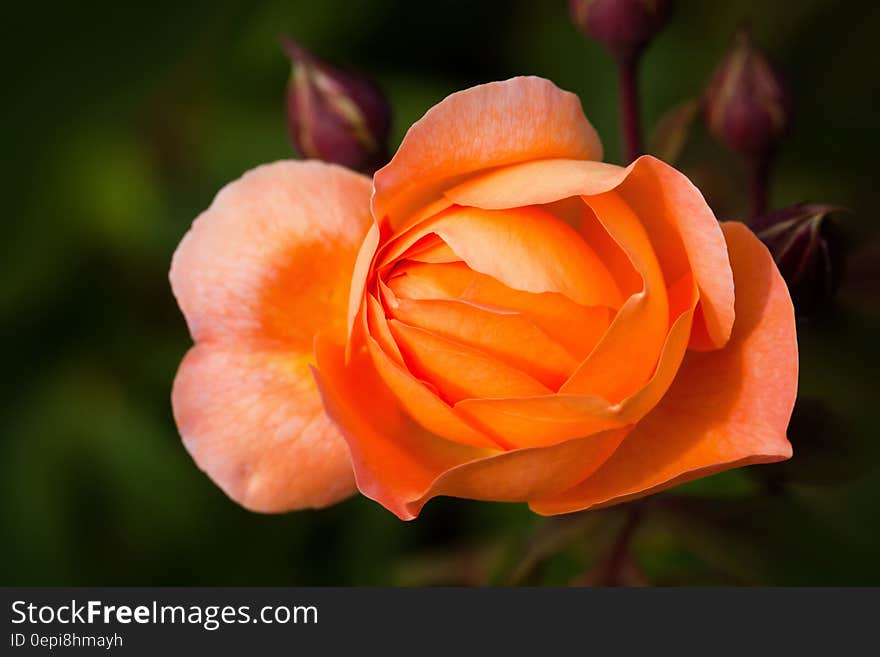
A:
[171, 77, 797, 519]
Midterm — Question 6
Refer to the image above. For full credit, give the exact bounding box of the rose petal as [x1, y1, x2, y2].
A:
[561, 191, 671, 400]
[362, 294, 502, 450]
[365, 293, 404, 363]
[446, 158, 627, 208]
[365, 331, 505, 450]
[401, 426, 629, 520]
[398, 234, 461, 264]
[387, 261, 612, 360]
[372, 76, 602, 228]
[388, 319, 553, 404]
[388, 296, 578, 389]
[170, 160, 371, 511]
[529, 222, 796, 514]
[445, 156, 734, 349]
[172, 160, 372, 346]
[548, 196, 643, 300]
[617, 158, 733, 350]
[453, 302, 695, 448]
[173, 344, 356, 512]
[346, 221, 381, 341]
[433, 205, 623, 307]
[313, 334, 495, 519]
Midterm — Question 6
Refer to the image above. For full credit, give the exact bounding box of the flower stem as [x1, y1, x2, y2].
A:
[595, 503, 644, 586]
[617, 54, 643, 164]
[749, 150, 773, 220]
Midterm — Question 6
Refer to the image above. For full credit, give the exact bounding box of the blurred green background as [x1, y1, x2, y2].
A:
[2, 0, 878, 585]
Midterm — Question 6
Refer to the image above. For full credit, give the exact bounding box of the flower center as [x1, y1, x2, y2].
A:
[365, 202, 639, 403]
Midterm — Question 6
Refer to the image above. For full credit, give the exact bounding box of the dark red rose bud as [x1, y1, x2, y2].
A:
[755, 203, 844, 317]
[281, 36, 391, 174]
[704, 28, 791, 157]
[569, 0, 672, 61]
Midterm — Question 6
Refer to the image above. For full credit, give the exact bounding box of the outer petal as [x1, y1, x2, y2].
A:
[173, 345, 355, 511]
[171, 160, 372, 346]
[529, 223, 797, 515]
[372, 76, 602, 228]
[170, 160, 372, 511]
[314, 334, 629, 520]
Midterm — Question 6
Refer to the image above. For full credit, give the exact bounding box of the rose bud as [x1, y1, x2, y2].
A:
[569, 0, 672, 61]
[755, 203, 844, 317]
[704, 28, 791, 157]
[281, 36, 391, 174]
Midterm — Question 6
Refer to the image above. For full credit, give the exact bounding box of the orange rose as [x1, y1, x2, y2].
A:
[171, 77, 797, 519]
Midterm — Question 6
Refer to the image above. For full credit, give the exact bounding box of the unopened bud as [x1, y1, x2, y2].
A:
[569, 0, 672, 61]
[281, 37, 391, 174]
[755, 203, 844, 317]
[704, 29, 791, 157]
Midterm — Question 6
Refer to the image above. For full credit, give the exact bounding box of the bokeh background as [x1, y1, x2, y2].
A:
[3, 0, 878, 585]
